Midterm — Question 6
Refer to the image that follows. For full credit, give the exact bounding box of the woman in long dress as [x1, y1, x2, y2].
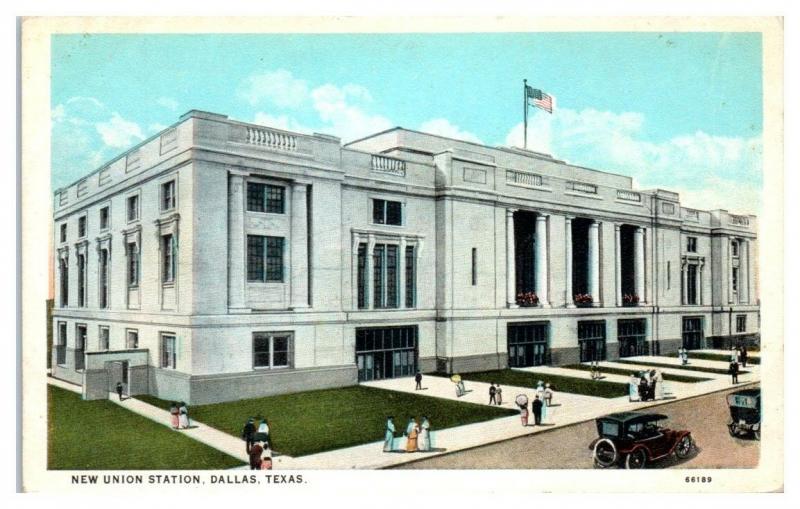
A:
[383, 417, 395, 452]
[405, 418, 419, 452]
[417, 416, 431, 451]
[169, 402, 180, 429]
[519, 402, 529, 426]
[628, 375, 640, 402]
[256, 419, 270, 443]
[654, 370, 665, 400]
[178, 402, 189, 429]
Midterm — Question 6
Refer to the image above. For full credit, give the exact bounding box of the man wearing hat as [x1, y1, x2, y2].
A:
[241, 417, 256, 453]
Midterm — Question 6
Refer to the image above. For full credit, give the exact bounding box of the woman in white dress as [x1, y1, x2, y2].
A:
[535, 381, 548, 423]
[654, 370, 665, 400]
[417, 416, 431, 451]
[178, 402, 190, 429]
[628, 374, 640, 402]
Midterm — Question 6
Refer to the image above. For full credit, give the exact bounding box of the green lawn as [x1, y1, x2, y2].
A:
[137, 385, 516, 457]
[615, 359, 749, 375]
[48, 385, 244, 470]
[562, 364, 711, 383]
[690, 352, 760, 365]
[459, 369, 628, 398]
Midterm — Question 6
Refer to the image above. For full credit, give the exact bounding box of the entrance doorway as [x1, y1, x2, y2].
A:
[578, 320, 607, 362]
[508, 322, 550, 367]
[682, 317, 704, 350]
[618, 319, 648, 357]
[106, 360, 130, 396]
[356, 326, 418, 382]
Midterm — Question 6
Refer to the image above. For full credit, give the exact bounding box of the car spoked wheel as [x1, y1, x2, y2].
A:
[675, 435, 693, 459]
[727, 423, 737, 437]
[625, 449, 647, 469]
[753, 430, 760, 441]
[593, 438, 617, 468]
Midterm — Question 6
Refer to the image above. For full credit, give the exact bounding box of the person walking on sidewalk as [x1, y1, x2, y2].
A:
[532, 395, 543, 425]
[249, 441, 263, 470]
[496, 384, 503, 405]
[169, 402, 180, 429]
[178, 402, 190, 429]
[383, 416, 396, 452]
[730, 360, 740, 384]
[518, 400, 529, 426]
[740, 345, 749, 368]
[241, 417, 256, 454]
[415, 372, 423, 390]
[488, 383, 497, 405]
[115, 381, 124, 401]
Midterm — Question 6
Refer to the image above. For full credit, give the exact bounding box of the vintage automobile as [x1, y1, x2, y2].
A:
[727, 388, 761, 440]
[589, 412, 695, 469]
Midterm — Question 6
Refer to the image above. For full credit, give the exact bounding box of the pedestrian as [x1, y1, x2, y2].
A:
[383, 416, 395, 452]
[496, 384, 503, 405]
[418, 416, 431, 452]
[682, 348, 689, 365]
[178, 402, 190, 429]
[249, 441, 263, 470]
[628, 374, 640, 402]
[405, 417, 419, 452]
[115, 381, 124, 401]
[544, 383, 554, 406]
[535, 380, 545, 402]
[740, 345, 749, 368]
[260, 452, 273, 470]
[730, 360, 739, 384]
[654, 370, 665, 400]
[532, 395, 543, 425]
[730, 346, 738, 363]
[169, 402, 180, 429]
[458, 379, 466, 396]
[638, 375, 649, 402]
[241, 417, 256, 454]
[488, 383, 497, 405]
[415, 371, 423, 390]
[255, 418, 270, 443]
[518, 401, 529, 426]
[648, 369, 657, 401]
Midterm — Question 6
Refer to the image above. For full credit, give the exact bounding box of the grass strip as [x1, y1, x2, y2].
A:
[459, 369, 628, 399]
[562, 364, 711, 383]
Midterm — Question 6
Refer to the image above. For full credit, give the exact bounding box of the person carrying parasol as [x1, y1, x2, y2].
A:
[516, 394, 529, 426]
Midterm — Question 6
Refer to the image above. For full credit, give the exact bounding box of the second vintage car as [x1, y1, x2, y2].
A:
[589, 412, 695, 469]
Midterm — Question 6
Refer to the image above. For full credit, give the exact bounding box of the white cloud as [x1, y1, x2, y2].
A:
[504, 108, 762, 213]
[95, 113, 146, 149]
[418, 118, 482, 144]
[309, 83, 393, 141]
[252, 112, 313, 134]
[238, 69, 309, 108]
[157, 96, 180, 111]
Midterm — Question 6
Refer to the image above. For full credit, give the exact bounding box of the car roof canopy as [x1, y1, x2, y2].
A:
[599, 412, 669, 425]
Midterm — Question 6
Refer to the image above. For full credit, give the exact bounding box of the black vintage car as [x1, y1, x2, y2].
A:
[727, 388, 761, 440]
[590, 412, 694, 469]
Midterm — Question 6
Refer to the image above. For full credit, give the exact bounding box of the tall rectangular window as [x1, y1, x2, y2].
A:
[736, 315, 746, 333]
[161, 180, 176, 211]
[127, 195, 139, 221]
[732, 267, 739, 294]
[162, 234, 176, 283]
[246, 235, 284, 282]
[246, 183, 285, 213]
[471, 247, 477, 286]
[78, 216, 87, 238]
[99, 326, 110, 350]
[127, 242, 139, 287]
[373, 244, 385, 308]
[357, 243, 367, 309]
[372, 244, 399, 309]
[253, 333, 293, 368]
[406, 245, 416, 308]
[373, 199, 402, 226]
[160, 334, 176, 369]
[667, 261, 671, 289]
[386, 245, 398, 308]
[99, 206, 109, 230]
[126, 329, 139, 349]
[60, 223, 67, 242]
[686, 237, 697, 253]
[731, 240, 739, 257]
[56, 322, 67, 365]
[77, 254, 86, 307]
[75, 325, 86, 371]
[59, 258, 69, 306]
[99, 249, 109, 308]
[686, 264, 698, 305]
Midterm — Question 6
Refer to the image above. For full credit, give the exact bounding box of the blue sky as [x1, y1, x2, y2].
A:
[51, 32, 763, 212]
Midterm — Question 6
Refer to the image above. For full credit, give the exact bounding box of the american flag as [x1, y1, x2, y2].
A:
[526, 86, 555, 114]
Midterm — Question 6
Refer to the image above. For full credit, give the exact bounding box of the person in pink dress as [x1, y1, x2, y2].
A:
[169, 402, 180, 429]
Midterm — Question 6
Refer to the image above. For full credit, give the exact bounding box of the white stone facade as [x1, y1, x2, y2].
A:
[51, 110, 760, 404]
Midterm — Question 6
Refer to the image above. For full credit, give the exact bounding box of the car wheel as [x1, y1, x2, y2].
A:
[625, 449, 647, 469]
[753, 430, 760, 441]
[675, 435, 693, 459]
[727, 423, 737, 437]
[593, 438, 618, 468]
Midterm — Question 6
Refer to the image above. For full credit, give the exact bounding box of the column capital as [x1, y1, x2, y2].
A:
[227, 167, 250, 178]
[590, 219, 601, 227]
[292, 181, 310, 191]
[536, 213, 549, 222]
[564, 215, 574, 222]
[506, 208, 518, 217]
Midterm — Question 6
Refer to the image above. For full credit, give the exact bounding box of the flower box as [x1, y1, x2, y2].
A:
[573, 293, 594, 307]
[516, 292, 539, 307]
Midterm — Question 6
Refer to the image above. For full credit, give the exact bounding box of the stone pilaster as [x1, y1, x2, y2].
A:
[506, 209, 518, 308]
[290, 181, 309, 309]
[535, 214, 549, 307]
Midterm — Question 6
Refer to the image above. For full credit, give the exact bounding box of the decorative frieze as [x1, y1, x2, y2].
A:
[506, 169, 544, 188]
[683, 208, 700, 221]
[616, 190, 641, 202]
[661, 202, 676, 215]
[729, 214, 750, 227]
[568, 181, 598, 195]
[463, 167, 487, 184]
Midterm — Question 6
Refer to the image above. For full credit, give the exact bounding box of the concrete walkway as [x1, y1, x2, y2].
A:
[625, 354, 759, 371]
[696, 348, 761, 359]
[47, 359, 760, 470]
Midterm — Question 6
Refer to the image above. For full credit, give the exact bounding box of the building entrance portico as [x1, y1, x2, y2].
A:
[82, 349, 149, 400]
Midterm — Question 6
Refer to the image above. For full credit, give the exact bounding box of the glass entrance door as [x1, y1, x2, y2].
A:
[682, 317, 704, 350]
[356, 326, 418, 382]
[578, 321, 607, 362]
[507, 322, 550, 367]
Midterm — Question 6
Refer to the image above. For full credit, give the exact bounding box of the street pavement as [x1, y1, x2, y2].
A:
[46, 354, 759, 470]
[395, 383, 760, 469]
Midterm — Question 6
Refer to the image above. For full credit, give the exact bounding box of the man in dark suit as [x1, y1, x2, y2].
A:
[415, 372, 423, 390]
[740, 346, 748, 368]
[241, 417, 256, 453]
[532, 395, 543, 425]
[730, 361, 740, 384]
[488, 383, 497, 405]
[115, 382, 124, 401]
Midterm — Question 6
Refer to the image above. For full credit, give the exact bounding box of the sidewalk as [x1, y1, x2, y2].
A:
[696, 348, 761, 358]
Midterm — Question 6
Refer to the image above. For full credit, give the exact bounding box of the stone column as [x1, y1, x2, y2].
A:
[614, 224, 622, 306]
[634, 226, 645, 304]
[588, 220, 600, 304]
[698, 260, 705, 305]
[398, 237, 407, 308]
[366, 234, 376, 309]
[290, 182, 309, 309]
[227, 172, 247, 310]
[506, 209, 518, 308]
[351, 234, 360, 309]
[535, 214, 549, 307]
[682, 261, 688, 305]
[728, 237, 735, 304]
[741, 239, 749, 304]
[565, 216, 574, 308]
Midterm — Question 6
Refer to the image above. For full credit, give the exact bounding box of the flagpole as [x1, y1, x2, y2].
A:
[523, 79, 528, 149]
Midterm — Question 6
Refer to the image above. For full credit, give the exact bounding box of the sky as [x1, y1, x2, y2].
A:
[51, 32, 763, 213]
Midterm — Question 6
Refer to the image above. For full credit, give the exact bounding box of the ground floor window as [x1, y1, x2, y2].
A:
[507, 322, 549, 367]
[161, 333, 177, 369]
[736, 315, 746, 333]
[253, 332, 294, 369]
[355, 326, 417, 382]
[682, 317, 704, 350]
[99, 326, 110, 350]
[75, 324, 87, 370]
[56, 322, 67, 365]
[578, 320, 606, 362]
[126, 329, 139, 349]
[618, 319, 647, 357]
